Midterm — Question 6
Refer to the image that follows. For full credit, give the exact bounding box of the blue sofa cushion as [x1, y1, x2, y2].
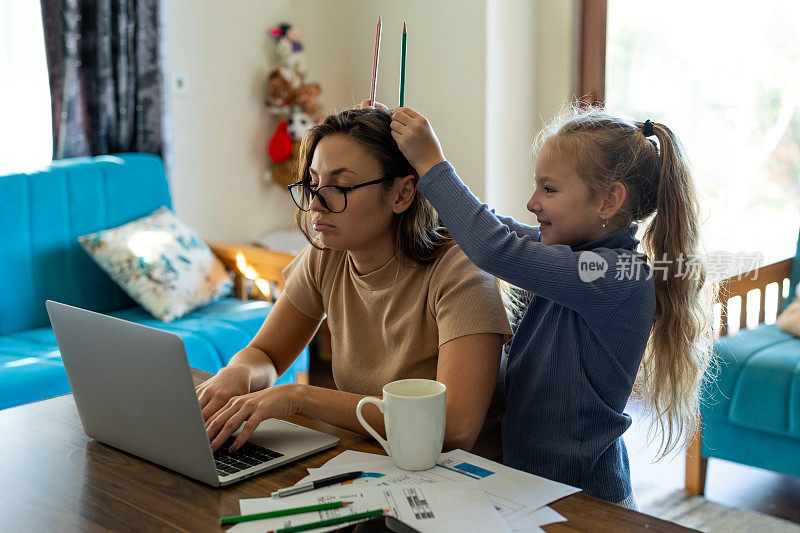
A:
[0, 154, 172, 335]
[0, 340, 70, 410]
[703, 323, 800, 439]
[702, 419, 800, 478]
[0, 298, 309, 410]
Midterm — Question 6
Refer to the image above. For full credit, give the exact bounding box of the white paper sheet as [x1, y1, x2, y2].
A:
[230, 481, 509, 533]
[303, 449, 580, 523]
[314, 449, 390, 468]
[510, 526, 544, 533]
[509, 506, 566, 531]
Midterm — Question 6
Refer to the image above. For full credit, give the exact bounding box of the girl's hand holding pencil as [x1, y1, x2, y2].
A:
[390, 107, 446, 177]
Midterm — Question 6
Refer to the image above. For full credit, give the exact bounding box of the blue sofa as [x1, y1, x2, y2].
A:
[0, 154, 308, 410]
[686, 229, 800, 492]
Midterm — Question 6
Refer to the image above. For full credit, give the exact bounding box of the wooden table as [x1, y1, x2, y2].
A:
[0, 369, 695, 532]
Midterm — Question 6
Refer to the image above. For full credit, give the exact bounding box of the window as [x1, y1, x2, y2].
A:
[0, 1, 52, 174]
[602, 1, 800, 266]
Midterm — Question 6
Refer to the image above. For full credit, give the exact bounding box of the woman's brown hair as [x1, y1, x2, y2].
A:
[534, 103, 716, 459]
[293, 108, 452, 264]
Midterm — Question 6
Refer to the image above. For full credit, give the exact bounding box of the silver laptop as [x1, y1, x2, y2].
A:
[46, 300, 339, 487]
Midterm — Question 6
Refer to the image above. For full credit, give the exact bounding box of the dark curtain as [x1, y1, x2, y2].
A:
[40, 0, 165, 159]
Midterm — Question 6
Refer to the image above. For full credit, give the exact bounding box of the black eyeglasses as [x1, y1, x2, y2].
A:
[287, 176, 397, 213]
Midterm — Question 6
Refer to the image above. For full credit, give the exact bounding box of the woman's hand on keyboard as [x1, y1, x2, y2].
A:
[204, 384, 299, 453]
[195, 365, 251, 422]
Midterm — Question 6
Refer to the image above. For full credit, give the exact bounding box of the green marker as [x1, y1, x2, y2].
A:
[268, 508, 388, 533]
[220, 500, 352, 525]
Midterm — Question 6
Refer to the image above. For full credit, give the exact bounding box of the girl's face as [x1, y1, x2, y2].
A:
[307, 134, 400, 255]
[527, 142, 607, 247]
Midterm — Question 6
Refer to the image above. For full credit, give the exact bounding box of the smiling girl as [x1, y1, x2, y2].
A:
[383, 102, 714, 509]
[197, 108, 512, 459]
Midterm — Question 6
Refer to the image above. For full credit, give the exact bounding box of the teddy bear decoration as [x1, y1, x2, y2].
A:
[265, 23, 325, 187]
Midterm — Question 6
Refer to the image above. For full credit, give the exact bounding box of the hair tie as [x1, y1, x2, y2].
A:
[643, 119, 655, 137]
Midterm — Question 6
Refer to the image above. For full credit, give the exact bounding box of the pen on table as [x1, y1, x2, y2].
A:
[270, 470, 364, 498]
[267, 508, 388, 533]
[220, 501, 353, 525]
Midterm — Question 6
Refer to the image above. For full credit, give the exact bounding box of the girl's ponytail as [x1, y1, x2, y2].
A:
[638, 121, 716, 458]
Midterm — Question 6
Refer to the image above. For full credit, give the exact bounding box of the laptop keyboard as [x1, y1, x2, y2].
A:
[213, 437, 284, 477]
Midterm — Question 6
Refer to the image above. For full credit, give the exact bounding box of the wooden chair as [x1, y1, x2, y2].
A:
[686, 254, 798, 494]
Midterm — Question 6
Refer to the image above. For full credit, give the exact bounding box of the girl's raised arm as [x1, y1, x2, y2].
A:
[391, 107, 648, 317]
[420, 161, 648, 318]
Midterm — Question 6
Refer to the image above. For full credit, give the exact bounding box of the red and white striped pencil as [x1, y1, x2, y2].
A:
[369, 15, 382, 106]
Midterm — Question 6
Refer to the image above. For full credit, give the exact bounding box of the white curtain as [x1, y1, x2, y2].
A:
[0, 1, 52, 174]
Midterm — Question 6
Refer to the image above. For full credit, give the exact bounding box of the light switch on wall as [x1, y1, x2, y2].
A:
[172, 72, 190, 97]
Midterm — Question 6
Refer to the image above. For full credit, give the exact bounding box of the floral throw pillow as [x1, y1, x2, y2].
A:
[79, 207, 233, 322]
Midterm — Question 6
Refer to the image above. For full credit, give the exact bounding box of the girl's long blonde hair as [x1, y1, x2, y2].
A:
[535, 103, 716, 459]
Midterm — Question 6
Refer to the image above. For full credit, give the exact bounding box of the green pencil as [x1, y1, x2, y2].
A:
[220, 501, 352, 525]
[267, 508, 388, 533]
[399, 22, 407, 107]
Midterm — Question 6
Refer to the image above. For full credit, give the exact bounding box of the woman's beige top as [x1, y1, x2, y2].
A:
[283, 243, 513, 396]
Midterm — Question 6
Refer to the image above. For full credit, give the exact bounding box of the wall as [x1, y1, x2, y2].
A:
[165, 0, 348, 242]
[342, 0, 487, 198]
[166, 1, 579, 242]
[486, 0, 580, 224]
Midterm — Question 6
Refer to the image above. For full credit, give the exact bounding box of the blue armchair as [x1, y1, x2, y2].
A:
[0, 154, 308, 410]
[685, 229, 800, 493]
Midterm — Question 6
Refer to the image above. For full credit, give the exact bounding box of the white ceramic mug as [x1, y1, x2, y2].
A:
[356, 378, 446, 471]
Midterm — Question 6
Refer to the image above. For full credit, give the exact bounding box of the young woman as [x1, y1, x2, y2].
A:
[198, 108, 512, 458]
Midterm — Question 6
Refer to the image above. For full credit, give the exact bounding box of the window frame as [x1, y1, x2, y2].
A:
[579, 0, 607, 107]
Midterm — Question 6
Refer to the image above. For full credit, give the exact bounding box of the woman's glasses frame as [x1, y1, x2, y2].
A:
[288, 176, 397, 213]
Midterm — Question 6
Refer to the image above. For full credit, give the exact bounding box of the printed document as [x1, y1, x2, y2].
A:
[305, 449, 579, 522]
[230, 480, 509, 533]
